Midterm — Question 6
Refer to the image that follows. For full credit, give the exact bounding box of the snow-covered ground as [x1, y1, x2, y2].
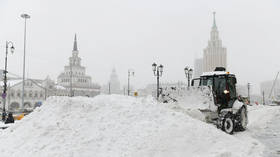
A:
[0, 94, 277, 157]
[246, 105, 280, 157]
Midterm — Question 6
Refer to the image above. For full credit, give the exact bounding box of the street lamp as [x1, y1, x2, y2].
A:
[21, 13, 31, 110]
[2, 41, 15, 121]
[184, 66, 193, 88]
[127, 69, 134, 96]
[152, 63, 163, 100]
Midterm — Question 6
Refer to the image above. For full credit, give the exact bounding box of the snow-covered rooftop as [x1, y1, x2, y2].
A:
[201, 71, 235, 76]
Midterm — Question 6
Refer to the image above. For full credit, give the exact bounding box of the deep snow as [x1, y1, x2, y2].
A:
[245, 105, 280, 157]
[0, 95, 266, 157]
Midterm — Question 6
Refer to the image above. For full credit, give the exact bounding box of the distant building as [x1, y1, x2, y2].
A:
[57, 34, 100, 97]
[203, 12, 227, 72]
[194, 58, 203, 78]
[0, 34, 100, 112]
[101, 68, 122, 94]
[0, 77, 54, 112]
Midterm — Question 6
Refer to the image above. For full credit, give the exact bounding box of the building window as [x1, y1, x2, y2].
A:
[34, 93, 38, 98]
[29, 93, 33, 98]
[17, 93, 21, 97]
[40, 93, 43, 98]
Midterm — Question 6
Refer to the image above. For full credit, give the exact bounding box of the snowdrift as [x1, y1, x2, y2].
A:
[247, 105, 280, 130]
[0, 95, 263, 157]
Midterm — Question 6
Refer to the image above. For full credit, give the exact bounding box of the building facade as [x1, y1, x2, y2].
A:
[194, 58, 203, 78]
[57, 34, 100, 97]
[101, 68, 122, 94]
[0, 34, 100, 112]
[0, 78, 52, 112]
[203, 12, 227, 72]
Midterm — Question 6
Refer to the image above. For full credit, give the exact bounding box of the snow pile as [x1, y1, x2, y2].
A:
[171, 88, 216, 121]
[247, 105, 280, 130]
[0, 95, 263, 157]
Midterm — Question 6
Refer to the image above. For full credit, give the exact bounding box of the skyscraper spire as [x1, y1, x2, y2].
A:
[73, 34, 78, 51]
[212, 12, 217, 28]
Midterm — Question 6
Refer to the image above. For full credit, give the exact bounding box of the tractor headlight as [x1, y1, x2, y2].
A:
[224, 90, 229, 94]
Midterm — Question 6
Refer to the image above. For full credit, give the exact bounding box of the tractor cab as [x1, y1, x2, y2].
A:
[192, 67, 237, 111]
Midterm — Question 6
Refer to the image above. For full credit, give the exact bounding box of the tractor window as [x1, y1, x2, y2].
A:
[200, 77, 213, 86]
[228, 77, 237, 99]
[213, 76, 228, 106]
[213, 76, 226, 94]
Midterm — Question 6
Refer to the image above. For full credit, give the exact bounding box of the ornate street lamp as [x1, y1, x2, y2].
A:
[2, 41, 15, 121]
[184, 66, 193, 89]
[152, 63, 163, 100]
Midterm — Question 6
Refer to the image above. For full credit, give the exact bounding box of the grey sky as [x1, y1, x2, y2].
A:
[0, 0, 279, 94]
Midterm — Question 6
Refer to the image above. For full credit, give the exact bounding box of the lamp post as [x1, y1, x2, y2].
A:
[108, 82, 111, 94]
[247, 83, 250, 104]
[184, 66, 193, 89]
[127, 69, 134, 96]
[2, 41, 15, 121]
[152, 63, 163, 100]
[21, 13, 30, 110]
[262, 91, 265, 105]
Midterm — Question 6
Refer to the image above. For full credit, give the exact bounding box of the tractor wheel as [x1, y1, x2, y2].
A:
[236, 106, 248, 131]
[222, 113, 234, 134]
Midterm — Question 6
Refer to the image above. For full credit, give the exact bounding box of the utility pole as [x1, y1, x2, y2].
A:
[128, 71, 130, 96]
[108, 82, 111, 94]
[21, 13, 31, 110]
[247, 83, 250, 104]
[127, 69, 134, 96]
[263, 91, 265, 105]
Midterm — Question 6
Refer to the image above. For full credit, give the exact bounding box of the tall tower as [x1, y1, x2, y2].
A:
[69, 34, 81, 67]
[108, 68, 121, 94]
[57, 34, 100, 97]
[203, 12, 227, 72]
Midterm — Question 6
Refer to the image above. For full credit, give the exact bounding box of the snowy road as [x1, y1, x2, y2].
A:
[253, 109, 280, 157]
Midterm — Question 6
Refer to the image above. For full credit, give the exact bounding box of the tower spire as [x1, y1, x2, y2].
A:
[212, 12, 217, 28]
[73, 34, 78, 51]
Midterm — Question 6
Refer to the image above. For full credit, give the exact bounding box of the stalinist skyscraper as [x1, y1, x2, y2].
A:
[203, 12, 227, 72]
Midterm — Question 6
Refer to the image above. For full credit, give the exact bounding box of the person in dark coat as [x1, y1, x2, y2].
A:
[5, 112, 14, 124]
